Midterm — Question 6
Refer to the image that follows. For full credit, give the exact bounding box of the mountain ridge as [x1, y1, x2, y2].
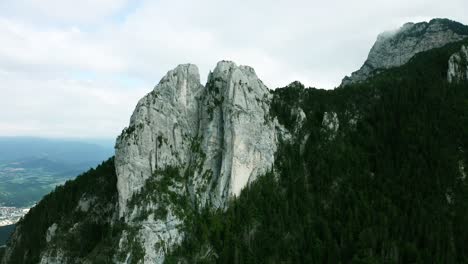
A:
[341, 18, 468, 86]
[1, 18, 468, 264]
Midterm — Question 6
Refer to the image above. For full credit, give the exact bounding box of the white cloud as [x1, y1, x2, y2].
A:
[1, 0, 468, 138]
[0, 18, 125, 74]
[0, 0, 130, 24]
[0, 71, 148, 138]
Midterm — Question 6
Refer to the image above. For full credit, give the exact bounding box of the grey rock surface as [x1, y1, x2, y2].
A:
[448, 45, 468, 83]
[115, 64, 202, 217]
[193, 61, 277, 208]
[322, 112, 339, 140]
[342, 19, 468, 86]
[114, 61, 278, 263]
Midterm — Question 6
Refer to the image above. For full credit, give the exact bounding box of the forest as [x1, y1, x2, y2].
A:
[1, 158, 118, 263]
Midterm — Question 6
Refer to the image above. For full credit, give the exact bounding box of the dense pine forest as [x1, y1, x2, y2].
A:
[0, 158, 118, 263]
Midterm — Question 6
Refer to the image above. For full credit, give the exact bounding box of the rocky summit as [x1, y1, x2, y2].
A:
[342, 18, 468, 86]
[114, 61, 278, 263]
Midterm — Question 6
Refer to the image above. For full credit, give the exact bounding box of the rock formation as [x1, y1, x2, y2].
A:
[114, 61, 278, 263]
[448, 45, 468, 83]
[115, 64, 202, 217]
[342, 18, 468, 86]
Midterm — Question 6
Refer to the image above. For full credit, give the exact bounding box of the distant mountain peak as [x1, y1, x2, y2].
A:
[342, 18, 468, 86]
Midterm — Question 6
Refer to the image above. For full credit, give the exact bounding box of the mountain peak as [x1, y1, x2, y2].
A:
[342, 18, 468, 86]
[113, 60, 277, 262]
[213, 60, 237, 72]
[211, 61, 259, 80]
[158, 63, 200, 86]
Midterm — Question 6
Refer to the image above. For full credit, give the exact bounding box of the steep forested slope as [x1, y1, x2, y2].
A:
[165, 40, 468, 263]
[0, 225, 15, 246]
[1, 158, 118, 264]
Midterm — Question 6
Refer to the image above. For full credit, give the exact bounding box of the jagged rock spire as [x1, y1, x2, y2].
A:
[448, 45, 468, 83]
[114, 60, 278, 263]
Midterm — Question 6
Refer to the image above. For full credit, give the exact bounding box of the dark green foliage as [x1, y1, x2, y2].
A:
[128, 166, 190, 221]
[166, 40, 468, 263]
[0, 225, 15, 246]
[4, 157, 118, 264]
[205, 76, 227, 120]
[269, 81, 306, 131]
[116, 225, 146, 264]
[121, 125, 136, 141]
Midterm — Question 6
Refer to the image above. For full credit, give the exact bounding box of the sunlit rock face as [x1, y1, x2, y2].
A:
[342, 19, 468, 86]
[194, 61, 277, 208]
[448, 45, 468, 83]
[114, 61, 278, 263]
[115, 64, 202, 217]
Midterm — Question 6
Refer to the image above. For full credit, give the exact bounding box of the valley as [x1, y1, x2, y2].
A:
[0, 137, 114, 242]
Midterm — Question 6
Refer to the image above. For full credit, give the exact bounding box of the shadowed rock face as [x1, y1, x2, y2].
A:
[342, 19, 468, 86]
[448, 45, 468, 83]
[114, 61, 278, 263]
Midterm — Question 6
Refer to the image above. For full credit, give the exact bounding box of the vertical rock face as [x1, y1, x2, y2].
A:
[114, 61, 277, 263]
[322, 112, 339, 140]
[115, 64, 202, 217]
[448, 45, 468, 83]
[342, 19, 468, 86]
[194, 61, 277, 208]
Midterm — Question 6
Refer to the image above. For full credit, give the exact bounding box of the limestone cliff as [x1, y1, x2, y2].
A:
[342, 18, 468, 86]
[115, 64, 202, 217]
[114, 61, 277, 263]
[448, 45, 468, 83]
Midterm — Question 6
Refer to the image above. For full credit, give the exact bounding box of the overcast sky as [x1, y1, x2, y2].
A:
[1, 0, 467, 139]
